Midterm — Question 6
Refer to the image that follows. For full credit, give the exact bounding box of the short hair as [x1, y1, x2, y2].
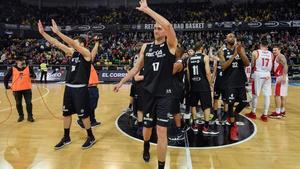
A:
[273, 43, 282, 50]
[194, 41, 204, 51]
[176, 46, 185, 57]
[261, 37, 268, 47]
[74, 36, 87, 46]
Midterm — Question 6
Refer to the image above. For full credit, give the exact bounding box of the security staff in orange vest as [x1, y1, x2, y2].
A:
[4, 56, 36, 122]
[77, 36, 101, 128]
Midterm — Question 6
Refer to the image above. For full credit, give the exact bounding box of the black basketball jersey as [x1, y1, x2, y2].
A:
[134, 68, 144, 86]
[187, 52, 210, 92]
[222, 46, 247, 89]
[132, 53, 144, 86]
[172, 60, 184, 99]
[65, 52, 91, 85]
[215, 60, 223, 86]
[143, 42, 175, 96]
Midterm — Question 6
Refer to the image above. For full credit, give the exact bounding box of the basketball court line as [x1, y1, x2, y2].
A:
[0, 86, 50, 112]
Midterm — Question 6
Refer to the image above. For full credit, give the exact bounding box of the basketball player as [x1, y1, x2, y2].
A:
[169, 46, 185, 141]
[212, 51, 228, 124]
[38, 20, 96, 149]
[245, 38, 273, 122]
[113, 1, 177, 168]
[182, 51, 192, 115]
[187, 48, 195, 57]
[132, 42, 144, 136]
[77, 36, 101, 128]
[219, 33, 250, 141]
[269, 44, 288, 118]
[187, 42, 219, 135]
[4, 56, 36, 122]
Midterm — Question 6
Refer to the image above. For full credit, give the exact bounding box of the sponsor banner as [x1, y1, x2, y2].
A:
[32, 66, 67, 82]
[2, 20, 299, 32]
[99, 70, 127, 82]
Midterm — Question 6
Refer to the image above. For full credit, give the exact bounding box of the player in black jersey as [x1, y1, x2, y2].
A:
[182, 49, 194, 115]
[212, 51, 228, 124]
[113, 1, 177, 168]
[187, 42, 219, 135]
[219, 33, 250, 141]
[168, 47, 185, 141]
[187, 48, 195, 57]
[38, 20, 96, 149]
[132, 42, 144, 136]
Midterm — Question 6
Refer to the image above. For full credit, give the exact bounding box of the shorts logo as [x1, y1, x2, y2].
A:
[229, 94, 235, 100]
[144, 113, 153, 121]
[62, 105, 68, 112]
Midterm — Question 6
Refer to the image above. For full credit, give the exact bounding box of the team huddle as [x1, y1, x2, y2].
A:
[3, 0, 289, 169]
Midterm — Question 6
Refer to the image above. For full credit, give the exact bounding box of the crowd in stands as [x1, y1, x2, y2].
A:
[0, 0, 299, 26]
[0, 30, 299, 66]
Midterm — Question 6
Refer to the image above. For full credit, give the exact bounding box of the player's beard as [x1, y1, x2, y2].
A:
[227, 41, 235, 46]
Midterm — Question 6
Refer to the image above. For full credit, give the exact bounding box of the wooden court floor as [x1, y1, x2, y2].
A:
[0, 83, 299, 169]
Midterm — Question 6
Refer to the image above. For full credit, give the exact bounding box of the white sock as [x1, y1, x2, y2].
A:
[281, 107, 285, 113]
[276, 108, 281, 114]
[263, 96, 270, 115]
[251, 95, 257, 113]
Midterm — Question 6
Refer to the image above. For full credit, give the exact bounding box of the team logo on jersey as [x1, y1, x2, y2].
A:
[229, 94, 235, 100]
[145, 49, 166, 58]
[71, 57, 80, 64]
[226, 55, 232, 59]
[62, 105, 68, 112]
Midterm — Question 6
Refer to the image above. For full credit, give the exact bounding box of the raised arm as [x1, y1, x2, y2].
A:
[50, 19, 91, 60]
[113, 44, 146, 92]
[38, 20, 73, 56]
[91, 37, 100, 62]
[136, 0, 177, 53]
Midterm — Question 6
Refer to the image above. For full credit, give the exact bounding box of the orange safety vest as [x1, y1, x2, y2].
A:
[88, 65, 99, 86]
[11, 66, 32, 92]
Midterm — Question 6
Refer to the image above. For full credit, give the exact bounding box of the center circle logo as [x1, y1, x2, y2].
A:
[116, 109, 256, 149]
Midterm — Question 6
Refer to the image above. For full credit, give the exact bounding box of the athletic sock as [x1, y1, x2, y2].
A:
[64, 128, 70, 138]
[86, 128, 94, 138]
[158, 161, 165, 169]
